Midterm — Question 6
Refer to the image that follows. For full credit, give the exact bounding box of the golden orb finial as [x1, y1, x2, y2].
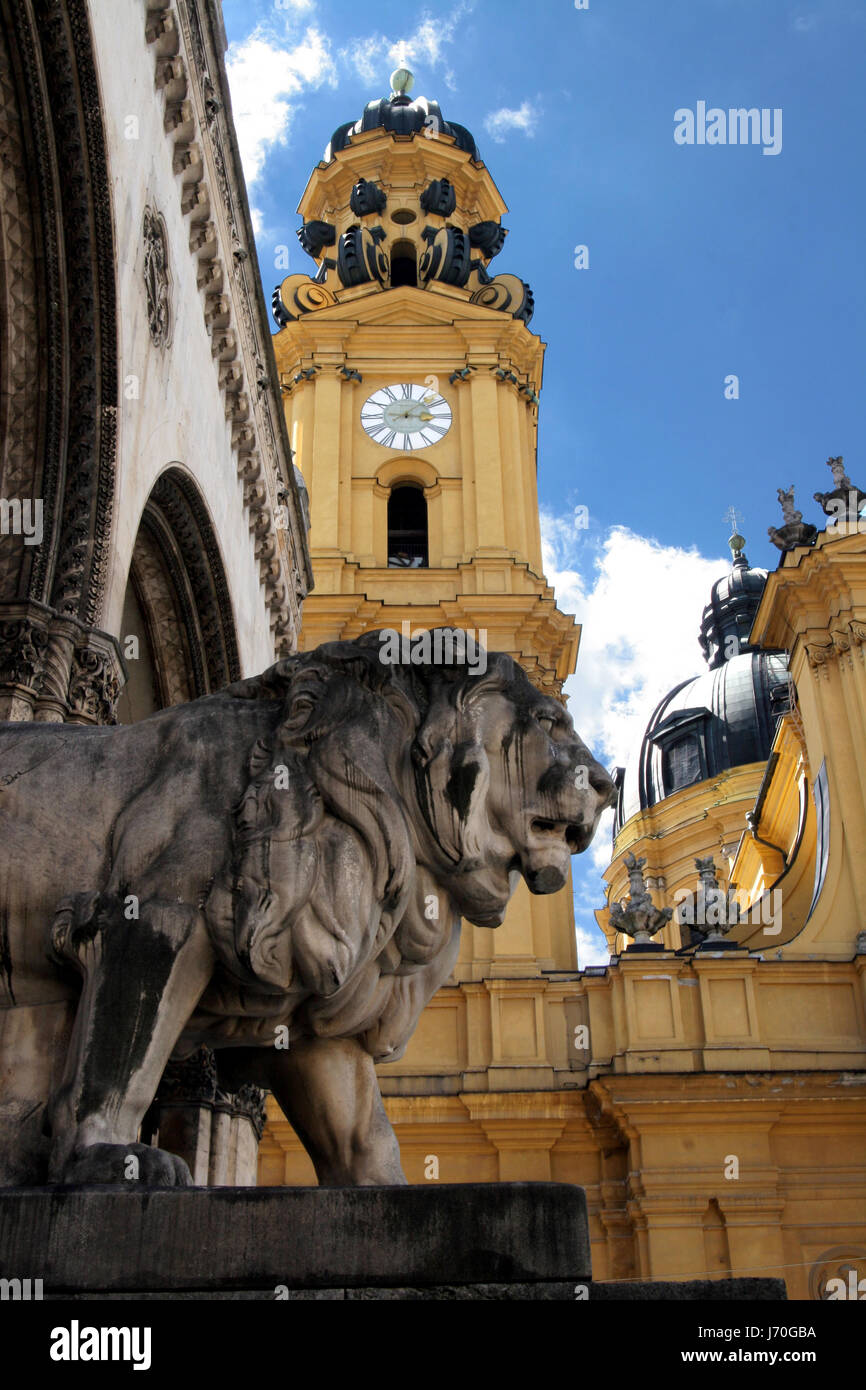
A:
[724, 506, 746, 560]
[390, 66, 414, 98]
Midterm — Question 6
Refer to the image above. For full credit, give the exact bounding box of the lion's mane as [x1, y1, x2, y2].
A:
[204, 631, 523, 1005]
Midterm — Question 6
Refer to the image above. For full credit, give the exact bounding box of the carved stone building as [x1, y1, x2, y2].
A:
[0, 0, 311, 1178]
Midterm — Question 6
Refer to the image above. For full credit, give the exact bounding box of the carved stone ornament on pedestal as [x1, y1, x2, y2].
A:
[768, 484, 818, 553]
[813, 455, 866, 525]
[692, 856, 740, 949]
[609, 852, 673, 951]
[0, 632, 614, 1188]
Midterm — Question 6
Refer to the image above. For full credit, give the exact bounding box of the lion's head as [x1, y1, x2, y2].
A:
[208, 631, 617, 1000]
[376, 632, 615, 927]
[222, 631, 617, 934]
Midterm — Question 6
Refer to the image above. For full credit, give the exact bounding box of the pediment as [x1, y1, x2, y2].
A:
[297, 286, 512, 330]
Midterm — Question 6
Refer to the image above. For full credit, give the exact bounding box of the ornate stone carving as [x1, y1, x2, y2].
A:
[43, 0, 119, 627]
[805, 636, 836, 672]
[814, 456, 866, 523]
[155, 1046, 218, 1105]
[693, 857, 736, 947]
[68, 645, 119, 724]
[768, 485, 818, 552]
[0, 13, 41, 607]
[1, 0, 118, 630]
[350, 178, 386, 217]
[0, 634, 613, 1186]
[0, 618, 49, 691]
[143, 206, 172, 347]
[146, 0, 303, 658]
[230, 1083, 267, 1138]
[0, 602, 124, 725]
[609, 853, 672, 949]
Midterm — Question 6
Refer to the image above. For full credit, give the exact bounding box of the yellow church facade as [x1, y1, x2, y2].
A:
[259, 72, 866, 1299]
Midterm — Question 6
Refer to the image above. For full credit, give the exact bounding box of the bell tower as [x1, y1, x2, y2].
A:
[272, 67, 578, 692]
[265, 71, 589, 1181]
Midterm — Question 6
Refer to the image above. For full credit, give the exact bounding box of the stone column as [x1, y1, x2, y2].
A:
[145, 1048, 266, 1187]
[0, 600, 124, 724]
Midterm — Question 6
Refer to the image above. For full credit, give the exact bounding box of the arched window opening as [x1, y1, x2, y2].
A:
[662, 735, 702, 795]
[390, 239, 418, 288]
[388, 485, 428, 568]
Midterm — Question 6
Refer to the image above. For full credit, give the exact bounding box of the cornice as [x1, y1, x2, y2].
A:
[145, 0, 313, 653]
[298, 132, 508, 225]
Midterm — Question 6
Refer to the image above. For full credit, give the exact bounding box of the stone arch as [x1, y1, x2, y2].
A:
[0, 0, 122, 723]
[0, 0, 118, 622]
[116, 468, 240, 723]
[376, 457, 439, 492]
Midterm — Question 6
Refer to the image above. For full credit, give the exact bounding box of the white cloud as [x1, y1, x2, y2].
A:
[542, 511, 729, 770]
[575, 924, 610, 968]
[341, 5, 473, 87]
[225, 28, 335, 187]
[542, 511, 731, 969]
[484, 100, 540, 143]
[345, 35, 383, 85]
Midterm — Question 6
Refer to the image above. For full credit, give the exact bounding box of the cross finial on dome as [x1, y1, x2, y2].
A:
[724, 506, 746, 562]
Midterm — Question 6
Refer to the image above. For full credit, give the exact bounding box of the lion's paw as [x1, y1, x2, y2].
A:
[59, 1141, 193, 1188]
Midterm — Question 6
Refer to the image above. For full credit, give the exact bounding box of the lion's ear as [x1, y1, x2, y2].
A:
[412, 692, 459, 770]
[412, 728, 491, 867]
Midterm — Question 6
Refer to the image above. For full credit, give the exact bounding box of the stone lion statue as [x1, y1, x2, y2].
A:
[0, 631, 613, 1187]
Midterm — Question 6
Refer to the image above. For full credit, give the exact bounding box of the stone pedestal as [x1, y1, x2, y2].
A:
[0, 1184, 786, 1299]
[0, 1183, 588, 1299]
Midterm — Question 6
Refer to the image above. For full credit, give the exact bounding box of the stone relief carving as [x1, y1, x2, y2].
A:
[0, 634, 614, 1187]
[143, 206, 172, 347]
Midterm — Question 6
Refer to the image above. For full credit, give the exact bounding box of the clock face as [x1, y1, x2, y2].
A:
[361, 383, 452, 451]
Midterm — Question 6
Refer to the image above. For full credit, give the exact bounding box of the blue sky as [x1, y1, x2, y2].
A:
[221, 0, 865, 962]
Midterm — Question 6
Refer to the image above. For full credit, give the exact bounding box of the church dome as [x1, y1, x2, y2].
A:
[698, 534, 769, 669]
[614, 537, 790, 834]
[324, 70, 479, 162]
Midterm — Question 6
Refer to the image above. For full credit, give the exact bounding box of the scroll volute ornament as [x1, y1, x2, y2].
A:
[337, 226, 389, 288]
[419, 226, 472, 288]
[274, 275, 337, 321]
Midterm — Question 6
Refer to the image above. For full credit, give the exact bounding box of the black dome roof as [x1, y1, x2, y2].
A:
[614, 540, 789, 833]
[614, 651, 790, 832]
[325, 94, 479, 162]
[699, 544, 768, 668]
